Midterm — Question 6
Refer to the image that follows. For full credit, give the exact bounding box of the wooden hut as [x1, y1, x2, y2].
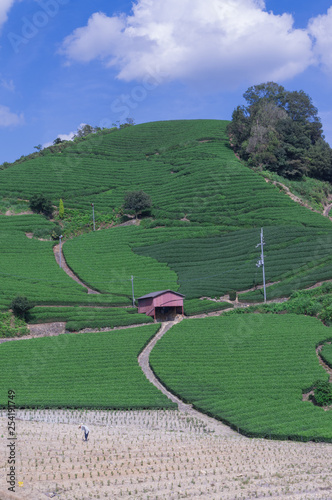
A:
[137, 290, 185, 321]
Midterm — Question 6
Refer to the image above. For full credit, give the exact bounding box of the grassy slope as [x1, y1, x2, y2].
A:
[150, 314, 332, 441]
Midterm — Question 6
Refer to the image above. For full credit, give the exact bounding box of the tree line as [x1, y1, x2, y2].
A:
[227, 82, 332, 181]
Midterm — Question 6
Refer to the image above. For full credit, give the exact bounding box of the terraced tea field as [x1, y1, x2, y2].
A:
[0, 325, 175, 409]
[1, 120, 332, 315]
[150, 314, 332, 441]
[1, 120, 330, 228]
[64, 224, 332, 301]
[0, 215, 117, 311]
[28, 305, 153, 331]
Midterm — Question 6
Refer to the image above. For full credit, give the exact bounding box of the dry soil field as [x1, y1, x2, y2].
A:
[1, 408, 332, 500]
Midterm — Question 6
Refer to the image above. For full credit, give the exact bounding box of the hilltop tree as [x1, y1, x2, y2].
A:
[123, 190, 152, 218]
[75, 124, 95, 138]
[53, 137, 63, 145]
[228, 82, 332, 181]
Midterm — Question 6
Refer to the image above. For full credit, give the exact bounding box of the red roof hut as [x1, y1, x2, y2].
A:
[137, 290, 185, 322]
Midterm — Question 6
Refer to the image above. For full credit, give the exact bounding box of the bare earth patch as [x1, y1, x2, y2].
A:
[1, 409, 332, 499]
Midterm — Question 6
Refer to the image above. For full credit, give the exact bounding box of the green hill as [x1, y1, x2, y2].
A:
[1, 119, 332, 315]
[1, 119, 330, 227]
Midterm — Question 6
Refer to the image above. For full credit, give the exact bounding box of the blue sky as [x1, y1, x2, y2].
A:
[1, 0, 332, 164]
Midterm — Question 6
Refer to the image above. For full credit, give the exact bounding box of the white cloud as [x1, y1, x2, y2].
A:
[59, 0, 314, 89]
[42, 129, 76, 149]
[0, 105, 24, 127]
[308, 7, 332, 73]
[58, 130, 76, 141]
[0, 0, 17, 30]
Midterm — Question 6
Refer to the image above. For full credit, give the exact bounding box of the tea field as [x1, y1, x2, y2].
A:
[321, 343, 332, 368]
[64, 223, 332, 301]
[0, 324, 175, 409]
[29, 305, 153, 331]
[1, 120, 332, 314]
[1, 120, 330, 229]
[0, 214, 117, 310]
[150, 314, 332, 441]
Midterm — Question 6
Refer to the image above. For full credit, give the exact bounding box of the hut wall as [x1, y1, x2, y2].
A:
[137, 297, 154, 315]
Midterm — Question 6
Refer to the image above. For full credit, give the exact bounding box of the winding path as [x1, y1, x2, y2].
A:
[138, 319, 237, 434]
[53, 243, 100, 294]
[266, 178, 332, 220]
[323, 202, 332, 218]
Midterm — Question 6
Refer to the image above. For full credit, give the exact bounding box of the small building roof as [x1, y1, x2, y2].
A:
[137, 290, 185, 300]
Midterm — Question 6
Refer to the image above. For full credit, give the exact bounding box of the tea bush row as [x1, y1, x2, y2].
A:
[184, 299, 232, 316]
[0, 325, 175, 409]
[29, 305, 153, 330]
[150, 314, 332, 441]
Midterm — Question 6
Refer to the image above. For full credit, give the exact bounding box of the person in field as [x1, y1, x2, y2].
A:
[79, 423, 89, 441]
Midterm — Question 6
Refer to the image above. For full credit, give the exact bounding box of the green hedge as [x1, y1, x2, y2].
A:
[184, 299, 232, 316]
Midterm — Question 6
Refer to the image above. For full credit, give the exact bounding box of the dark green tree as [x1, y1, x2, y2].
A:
[11, 296, 32, 321]
[123, 190, 152, 218]
[29, 194, 53, 218]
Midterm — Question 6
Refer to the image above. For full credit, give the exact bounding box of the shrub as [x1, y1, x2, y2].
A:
[11, 296, 32, 320]
[51, 224, 63, 240]
[229, 290, 237, 301]
[123, 190, 152, 218]
[29, 194, 53, 218]
[313, 380, 332, 406]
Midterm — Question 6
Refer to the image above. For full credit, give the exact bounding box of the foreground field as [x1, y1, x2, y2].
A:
[0, 326, 175, 410]
[0, 409, 331, 500]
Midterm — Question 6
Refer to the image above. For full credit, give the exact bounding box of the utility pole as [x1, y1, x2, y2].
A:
[131, 275, 135, 307]
[59, 234, 63, 268]
[91, 203, 95, 231]
[256, 228, 266, 303]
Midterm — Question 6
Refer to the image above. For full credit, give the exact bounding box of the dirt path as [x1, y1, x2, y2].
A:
[265, 178, 332, 220]
[0, 321, 155, 343]
[138, 320, 236, 434]
[53, 243, 100, 294]
[323, 202, 332, 217]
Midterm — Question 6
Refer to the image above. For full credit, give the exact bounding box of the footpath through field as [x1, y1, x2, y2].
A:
[53, 242, 100, 294]
[138, 319, 236, 435]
